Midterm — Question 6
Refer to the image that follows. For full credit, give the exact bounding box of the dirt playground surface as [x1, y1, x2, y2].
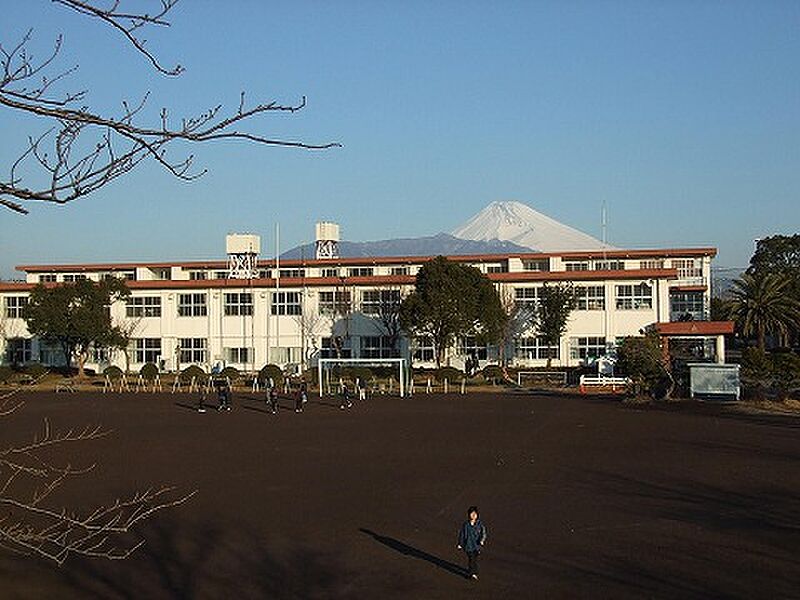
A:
[2, 390, 799, 599]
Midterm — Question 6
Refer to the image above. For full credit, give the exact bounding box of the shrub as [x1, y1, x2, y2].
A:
[140, 362, 159, 380]
[23, 362, 48, 378]
[740, 347, 773, 400]
[258, 364, 283, 387]
[616, 334, 672, 399]
[181, 365, 206, 381]
[770, 352, 800, 401]
[481, 365, 504, 383]
[350, 367, 373, 383]
[104, 365, 124, 379]
[302, 368, 318, 386]
[0, 365, 13, 383]
[220, 366, 240, 380]
[436, 366, 463, 382]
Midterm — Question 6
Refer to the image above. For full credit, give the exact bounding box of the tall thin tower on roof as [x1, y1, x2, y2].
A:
[315, 222, 340, 260]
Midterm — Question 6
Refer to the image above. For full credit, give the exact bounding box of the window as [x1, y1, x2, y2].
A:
[278, 268, 304, 279]
[360, 336, 396, 358]
[672, 258, 702, 279]
[39, 274, 57, 283]
[121, 270, 136, 281]
[319, 290, 351, 315]
[640, 259, 665, 270]
[348, 267, 373, 277]
[271, 291, 301, 315]
[570, 337, 606, 361]
[4, 296, 28, 318]
[515, 336, 560, 360]
[486, 264, 507, 273]
[5, 338, 32, 364]
[575, 286, 605, 311]
[126, 296, 162, 318]
[411, 336, 435, 362]
[616, 283, 652, 310]
[361, 289, 401, 315]
[214, 271, 229, 280]
[564, 262, 589, 271]
[670, 291, 705, 321]
[321, 268, 340, 278]
[90, 345, 110, 363]
[133, 338, 161, 364]
[178, 293, 207, 317]
[523, 259, 549, 272]
[62, 274, 87, 282]
[224, 292, 253, 316]
[152, 268, 171, 280]
[459, 336, 488, 360]
[225, 347, 253, 364]
[179, 338, 206, 364]
[515, 287, 539, 309]
[188, 270, 208, 280]
[390, 266, 409, 276]
[321, 336, 351, 358]
[594, 260, 624, 271]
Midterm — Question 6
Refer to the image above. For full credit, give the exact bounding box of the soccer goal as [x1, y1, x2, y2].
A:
[317, 358, 407, 398]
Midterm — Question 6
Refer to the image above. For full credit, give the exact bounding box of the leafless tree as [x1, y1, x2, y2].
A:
[1, 0, 340, 214]
[497, 284, 536, 376]
[293, 295, 324, 368]
[370, 287, 405, 357]
[0, 395, 194, 565]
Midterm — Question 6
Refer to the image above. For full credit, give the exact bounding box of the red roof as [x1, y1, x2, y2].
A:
[655, 321, 735, 336]
[14, 246, 717, 273]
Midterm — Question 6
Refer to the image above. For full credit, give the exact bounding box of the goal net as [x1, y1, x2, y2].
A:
[317, 358, 407, 398]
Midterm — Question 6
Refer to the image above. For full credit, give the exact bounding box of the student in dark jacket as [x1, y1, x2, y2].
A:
[457, 506, 487, 580]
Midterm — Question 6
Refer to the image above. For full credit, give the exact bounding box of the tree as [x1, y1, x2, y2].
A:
[23, 278, 130, 378]
[496, 285, 536, 374]
[399, 257, 507, 367]
[534, 283, 576, 368]
[747, 234, 800, 345]
[729, 272, 800, 351]
[370, 287, 405, 357]
[616, 332, 673, 399]
[1, 0, 339, 214]
[0, 391, 193, 564]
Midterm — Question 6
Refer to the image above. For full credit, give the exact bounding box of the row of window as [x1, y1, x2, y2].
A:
[3, 334, 608, 367]
[515, 283, 656, 311]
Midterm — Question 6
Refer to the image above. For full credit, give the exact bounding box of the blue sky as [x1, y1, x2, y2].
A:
[1, 0, 798, 278]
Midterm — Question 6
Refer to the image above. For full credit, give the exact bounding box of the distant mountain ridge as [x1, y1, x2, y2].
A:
[281, 233, 531, 260]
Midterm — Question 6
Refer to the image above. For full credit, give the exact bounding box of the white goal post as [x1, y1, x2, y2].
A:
[317, 358, 407, 398]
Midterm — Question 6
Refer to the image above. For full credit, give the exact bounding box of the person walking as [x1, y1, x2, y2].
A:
[339, 381, 353, 410]
[269, 385, 279, 415]
[295, 381, 306, 413]
[457, 506, 487, 580]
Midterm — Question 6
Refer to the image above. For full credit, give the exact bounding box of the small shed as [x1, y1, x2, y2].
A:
[688, 363, 740, 400]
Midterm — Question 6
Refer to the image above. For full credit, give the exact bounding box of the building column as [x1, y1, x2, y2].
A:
[715, 335, 725, 364]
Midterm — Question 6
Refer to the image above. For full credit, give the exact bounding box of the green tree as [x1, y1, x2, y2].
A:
[616, 332, 673, 398]
[534, 283, 577, 368]
[747, 234, 800, 345]
[729, 272, 800, 351]
[400, 257, 507, 367]
[23, 278, 129, 378]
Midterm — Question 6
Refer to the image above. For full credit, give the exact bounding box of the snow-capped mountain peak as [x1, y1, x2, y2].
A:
[452, 200, 610, 252]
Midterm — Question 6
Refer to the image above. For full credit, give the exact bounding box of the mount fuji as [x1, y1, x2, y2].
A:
[452, 200, 610, 252]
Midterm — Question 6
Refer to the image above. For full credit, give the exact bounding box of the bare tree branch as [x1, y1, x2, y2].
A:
[1, 1, 340, 214]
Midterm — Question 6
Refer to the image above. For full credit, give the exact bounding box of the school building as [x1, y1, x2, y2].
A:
[0, 227, 732, 374]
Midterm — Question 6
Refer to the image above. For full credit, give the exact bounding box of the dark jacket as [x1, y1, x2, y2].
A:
[458, 519, 487, 553]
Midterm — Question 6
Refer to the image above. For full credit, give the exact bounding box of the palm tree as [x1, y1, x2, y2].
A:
[729, 272, 800, 350]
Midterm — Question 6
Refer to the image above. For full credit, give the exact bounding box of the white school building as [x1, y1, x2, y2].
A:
[0, 227, 731, 374]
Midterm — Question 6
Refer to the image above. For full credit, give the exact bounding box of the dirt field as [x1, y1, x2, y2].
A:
[2, 390, 800, 599]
